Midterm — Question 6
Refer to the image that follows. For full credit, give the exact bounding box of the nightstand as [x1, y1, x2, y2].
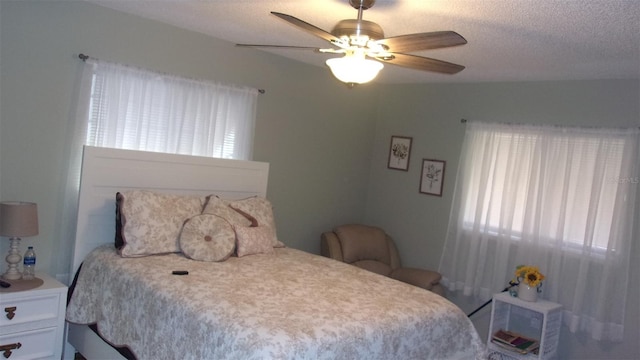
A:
[488, 292, 562, 360]
[0, 272, 68, 359]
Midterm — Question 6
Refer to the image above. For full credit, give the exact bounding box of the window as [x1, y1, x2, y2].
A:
[461, 130, 625, 252]
[84, 59, 257, 159]
[56, 58, 259, 284]
[440, 121, 639, 342]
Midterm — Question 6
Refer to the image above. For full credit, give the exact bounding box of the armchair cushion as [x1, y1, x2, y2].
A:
[390, 267, 441, 290]
[335, 224, 390, 265]
[352, 260, 393, 277]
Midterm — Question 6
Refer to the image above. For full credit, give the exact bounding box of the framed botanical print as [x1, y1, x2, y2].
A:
[419, 159, 445, 196]
[387, 136, 412, 171]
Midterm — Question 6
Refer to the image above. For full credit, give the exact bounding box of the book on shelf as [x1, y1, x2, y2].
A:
[491, 329, 540, 355]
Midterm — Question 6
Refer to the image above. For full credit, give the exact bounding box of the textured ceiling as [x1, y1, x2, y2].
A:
[85, 0, 640, 84]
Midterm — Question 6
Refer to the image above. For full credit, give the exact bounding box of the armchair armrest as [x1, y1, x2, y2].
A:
[390, 267, 445, 296]
[320, 232, 343, 262]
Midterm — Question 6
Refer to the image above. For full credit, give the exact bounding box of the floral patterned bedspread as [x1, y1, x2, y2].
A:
[67, 245, 486, 360]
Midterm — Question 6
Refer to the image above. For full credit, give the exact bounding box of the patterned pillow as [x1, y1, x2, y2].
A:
[201, 195, 252, 227]
[116, 190, 204, 257]
[235, 226, 276, 257]
[229, 196, 285, 247]
[180, 214, 235, 262]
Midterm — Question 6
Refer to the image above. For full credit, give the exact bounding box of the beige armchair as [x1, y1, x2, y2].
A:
[321, 224, 445, 296]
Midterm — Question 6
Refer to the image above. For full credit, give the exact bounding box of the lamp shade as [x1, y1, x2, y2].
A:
[326, 55, 384, 84]
[0, 201, 39, 237]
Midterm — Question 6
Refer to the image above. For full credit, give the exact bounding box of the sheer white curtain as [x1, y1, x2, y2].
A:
[439, 121, 639, 342]
[85, 59, 257, 159]
[57, 58, 258, 281]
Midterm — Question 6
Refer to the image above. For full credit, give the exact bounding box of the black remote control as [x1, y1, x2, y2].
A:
[0, 279, 11, 288]
[172, 270, 188, 275]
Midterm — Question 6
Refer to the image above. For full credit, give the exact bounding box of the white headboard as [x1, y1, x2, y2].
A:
[70, 146, 269, 276]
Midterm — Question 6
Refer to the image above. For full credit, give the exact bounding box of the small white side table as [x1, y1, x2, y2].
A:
[0, 272, 68, 359]
[488, 292, 562, 360]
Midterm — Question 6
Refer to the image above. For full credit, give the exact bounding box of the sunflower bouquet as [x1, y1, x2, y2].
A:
[514, 265, 545, 289]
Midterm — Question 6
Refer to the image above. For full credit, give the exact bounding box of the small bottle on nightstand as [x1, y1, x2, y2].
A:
[22, 246, 36, 280]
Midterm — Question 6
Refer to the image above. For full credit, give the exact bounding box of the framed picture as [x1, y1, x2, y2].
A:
[420, 159, 446, 196]
[387, 136, 412, 171]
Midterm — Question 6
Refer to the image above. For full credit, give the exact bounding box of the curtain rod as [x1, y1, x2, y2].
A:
[460, 117, 639, 130]
[78, 53, 266, 94]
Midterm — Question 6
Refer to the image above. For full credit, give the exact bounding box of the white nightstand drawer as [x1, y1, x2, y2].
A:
[0, 326, 59, 359]
[0, 274, 67, 359]
[0, 293, 62, 333]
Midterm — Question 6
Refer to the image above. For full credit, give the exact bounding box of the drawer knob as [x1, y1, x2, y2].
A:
[3, 307, 16, 320]
[0, 342, 21, 358]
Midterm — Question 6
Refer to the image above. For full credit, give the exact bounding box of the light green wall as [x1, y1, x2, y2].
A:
[2, 1, 639, 359]
[0, 1, 378, 278]
[365, 80, 640, 359]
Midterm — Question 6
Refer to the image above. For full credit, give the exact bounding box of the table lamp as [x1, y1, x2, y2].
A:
[0, 201, 38, 280]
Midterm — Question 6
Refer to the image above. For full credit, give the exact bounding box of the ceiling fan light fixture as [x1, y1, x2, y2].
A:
[326, 54, 383, 84]
[250, 5, 467, 81]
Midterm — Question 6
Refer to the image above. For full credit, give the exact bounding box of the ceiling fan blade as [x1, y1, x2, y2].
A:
[375, 31, 467, 53]
[271, 12, 341, 44]
[376, 53, 465, 74]
[236, 44, 321, 51]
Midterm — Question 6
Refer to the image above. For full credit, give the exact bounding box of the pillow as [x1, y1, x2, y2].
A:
[116, 190, 204, 257]
[180, 214, 235, 262]
[201, 195, 252, 227]
[235, 226, 276, 257]
[228, 196, 285, 247]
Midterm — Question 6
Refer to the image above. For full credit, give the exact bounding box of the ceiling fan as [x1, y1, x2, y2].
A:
[237, 0, 467, 85]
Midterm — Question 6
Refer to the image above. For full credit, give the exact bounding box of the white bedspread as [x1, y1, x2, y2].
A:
[67, 245, 486, 360]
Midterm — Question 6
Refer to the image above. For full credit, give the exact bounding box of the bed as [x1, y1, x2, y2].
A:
[65, 146, 486, 360]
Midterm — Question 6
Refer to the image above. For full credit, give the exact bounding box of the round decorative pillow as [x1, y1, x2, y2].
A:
[179, 214, 235, 262]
